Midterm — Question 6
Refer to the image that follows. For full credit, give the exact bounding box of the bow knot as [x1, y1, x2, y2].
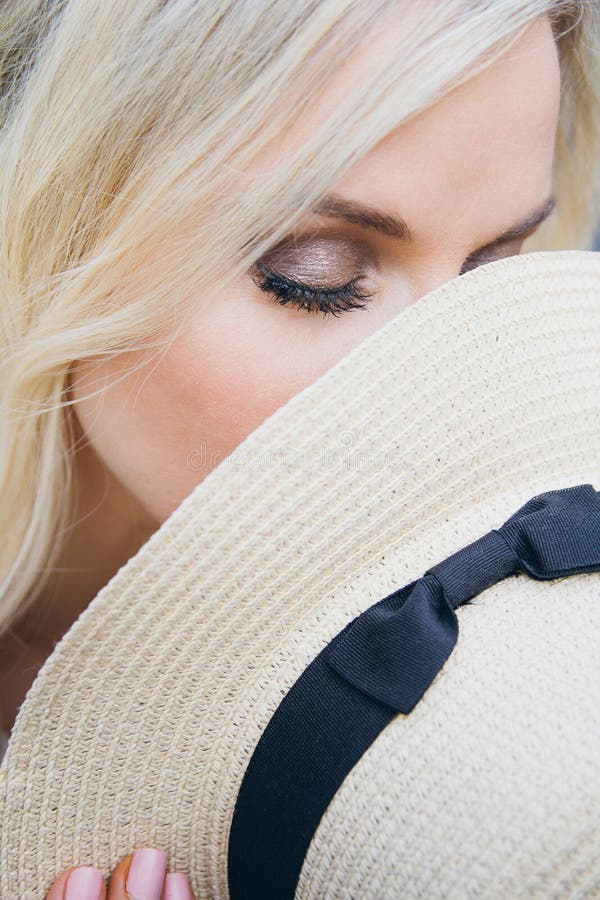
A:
[326, 483, 600, 714]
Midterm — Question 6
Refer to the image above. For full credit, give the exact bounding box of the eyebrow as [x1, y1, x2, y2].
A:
[311, 192, 557, 251]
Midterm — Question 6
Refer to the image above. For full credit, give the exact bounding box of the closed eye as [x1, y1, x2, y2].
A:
[459, 236, 529, 274]
[249, 259, 376, 317]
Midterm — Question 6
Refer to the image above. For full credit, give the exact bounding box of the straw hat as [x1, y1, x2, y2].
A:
[1, 249, 599, 900]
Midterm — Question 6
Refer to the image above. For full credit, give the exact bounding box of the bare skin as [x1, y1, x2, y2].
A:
[44, 849, 196, 900]
[0, 13, 561, 894]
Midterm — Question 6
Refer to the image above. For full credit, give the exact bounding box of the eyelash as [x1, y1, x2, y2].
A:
[250, 259, 376, 317]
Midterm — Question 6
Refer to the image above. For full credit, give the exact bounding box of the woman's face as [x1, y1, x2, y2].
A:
[70, 15, 561, 524]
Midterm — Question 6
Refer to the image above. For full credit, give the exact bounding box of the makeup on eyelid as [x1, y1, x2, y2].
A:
[247, 231, 377, 317]
[257, 233, 375, 286]
[248, 224, 534, 316]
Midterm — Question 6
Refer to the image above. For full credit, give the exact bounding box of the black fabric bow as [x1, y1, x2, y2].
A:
[326, 483, 600, 714]
[229, 483, 600, 900]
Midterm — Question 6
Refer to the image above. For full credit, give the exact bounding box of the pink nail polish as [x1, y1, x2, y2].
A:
[126, 848, 168, 900]
[164, 872, 194, 900]
[65, 866, 104, 900]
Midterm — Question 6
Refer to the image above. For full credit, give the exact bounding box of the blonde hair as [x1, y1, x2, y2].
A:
[0, 0, 598, 639]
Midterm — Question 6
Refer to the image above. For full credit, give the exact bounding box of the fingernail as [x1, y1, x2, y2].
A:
[164, 872, 194, 900]
[126, 848, 168, 900]
[65, 866, 104, 900]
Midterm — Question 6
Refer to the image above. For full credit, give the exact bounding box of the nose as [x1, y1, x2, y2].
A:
[406, 260, 465, 305]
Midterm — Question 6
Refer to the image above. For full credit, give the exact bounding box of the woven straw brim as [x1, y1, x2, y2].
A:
[1, 250, 599, 899]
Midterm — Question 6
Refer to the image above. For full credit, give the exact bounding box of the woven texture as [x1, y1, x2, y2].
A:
[0, 250, 599, 899]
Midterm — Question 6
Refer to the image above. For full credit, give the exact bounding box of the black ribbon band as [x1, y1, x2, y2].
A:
[228, 484, 600, 900]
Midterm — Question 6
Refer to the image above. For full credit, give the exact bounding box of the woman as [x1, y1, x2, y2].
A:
[0, 1, 599, 897]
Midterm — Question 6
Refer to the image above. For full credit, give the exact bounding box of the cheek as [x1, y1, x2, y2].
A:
[70, 292, 371, 523]
[154, 296, 368, 495]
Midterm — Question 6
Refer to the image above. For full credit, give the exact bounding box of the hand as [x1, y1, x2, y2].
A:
[44, 847, 195, 899]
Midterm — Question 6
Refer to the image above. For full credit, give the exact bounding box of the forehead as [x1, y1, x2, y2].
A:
[330, 15, 561, 247]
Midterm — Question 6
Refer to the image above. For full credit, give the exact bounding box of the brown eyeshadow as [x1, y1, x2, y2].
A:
[261, 233, 373, 287]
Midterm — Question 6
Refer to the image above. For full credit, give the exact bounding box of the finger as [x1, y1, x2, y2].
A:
[108, 849, 167, 900]
[45, 865, 107, 900]
[106, 853, 133, 900]
[162, 872, 197, 899]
